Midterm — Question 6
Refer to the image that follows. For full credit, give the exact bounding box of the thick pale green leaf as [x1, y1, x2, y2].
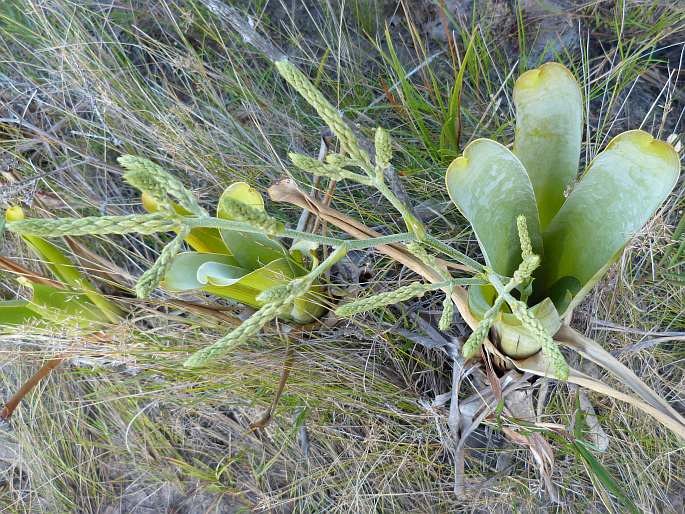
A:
[467, 283, 497, 320]
[494, 298, 561, 358]
[5, 207, 120, 322]
[540, 130, 680, 311]
[162, 252, 242, 291]
[163, 252, 295, 308]
[0, 300, 40, 325]
[446, 138, 543, 275]
[513, 62, 583, 229]
[217, 183, 289, 270]
[205, 257, 294, 300]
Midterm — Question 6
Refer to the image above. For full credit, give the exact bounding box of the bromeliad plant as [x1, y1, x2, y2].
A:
[2, 154, 418, 369]
[446, 63, 681, 370]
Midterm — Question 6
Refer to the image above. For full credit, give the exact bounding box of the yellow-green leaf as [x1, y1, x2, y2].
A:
[217, 183, 289, 270]
[20, 235, 122, 323]
[513, 62, 583, 229]
[23, 281, 107, 329]
[142, 192, 228, 254]
[493, 298, 561, 358]
[0, 300, 40, 325]
[162, 252, 243, 291]
[163, 252, 295, 309]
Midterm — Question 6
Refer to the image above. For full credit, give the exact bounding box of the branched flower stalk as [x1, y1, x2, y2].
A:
[3, 163, 422, 366]
[6, 213, 180, 237]
[134, 227, 190, 299]
[406, 241, 457, 331]
[276, 59, 484, 332]
[335, 277, 484, 318]
[461, 216, 569, 379]
[217, 196, 285, 236]
[118, 155, 207, 216]
[277, 59, 425, 240]
[4, 49, 683, 450]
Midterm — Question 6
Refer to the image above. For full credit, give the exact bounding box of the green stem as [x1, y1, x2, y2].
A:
[422, 234, 485, 272]
[374, 180, 426, 240]
[488, 270, 521, 298]
[185, 217, 415, 249]
[306, 243, 349, 277]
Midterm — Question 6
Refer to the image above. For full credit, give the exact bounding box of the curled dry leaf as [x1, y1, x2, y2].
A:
[502, 427, 559, 502]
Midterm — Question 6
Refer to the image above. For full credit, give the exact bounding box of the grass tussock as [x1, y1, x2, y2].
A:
[0, 0, 684, 512]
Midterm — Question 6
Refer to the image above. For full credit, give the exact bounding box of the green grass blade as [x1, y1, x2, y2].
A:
[572, 440, 640, 514]
[439, 30, 477, 163]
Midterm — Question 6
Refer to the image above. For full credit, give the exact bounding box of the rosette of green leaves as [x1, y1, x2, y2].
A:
[446, 62, 680, 359]
[152, 182, 324, 323]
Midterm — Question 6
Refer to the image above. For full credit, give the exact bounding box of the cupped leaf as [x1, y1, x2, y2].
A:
[468, 284, 560, 358]
[539, 130, 680, 312]
[206, 258, 295, 304]
[162, 252, 242, 291]
[197, 261, 248, 286]
[467, 283, 498, 320]
[493, 298, 561, 358]
[142, 192, 228, 254]
[217, 183, 289, 270]
[446, 139, 543, 276]
[290, 284, 326, 324]
[513, 62, 583, 229]
[0, 300, 40, 325]
[163, 252, 295, 309]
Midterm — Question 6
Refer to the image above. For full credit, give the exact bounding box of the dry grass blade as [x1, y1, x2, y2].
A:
[502, 427, 559, 503]
[249, 344, 295, 430]
[556, 324, 685, 425]
[0, 256, 64, 288]
[515, 351, 685, 439]
[268, 178, 472, 295]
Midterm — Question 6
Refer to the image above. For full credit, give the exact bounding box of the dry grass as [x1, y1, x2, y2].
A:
[0, 0, 684, 512]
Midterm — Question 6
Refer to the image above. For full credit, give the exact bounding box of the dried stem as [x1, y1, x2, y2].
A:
[1, 356, 64, 420]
